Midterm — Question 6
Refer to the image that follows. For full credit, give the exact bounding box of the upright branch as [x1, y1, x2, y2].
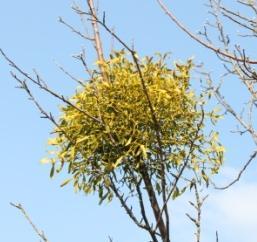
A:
[90, 12, 170, 242]
[216, 231, 219, 242]
[139, 162, 168, 242]
[87, 0, 108, 81]
[153, 107, 205, 235]
[135, 178, 159, 242]
[186, 184, 208, 242]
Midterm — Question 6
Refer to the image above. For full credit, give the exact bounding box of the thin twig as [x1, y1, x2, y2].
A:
[0, 48, 101, 124]
[214, 149, 257, 189]
[109, 176, 150, 232]
[55, 61, 86, 86]
[59, 17, 94, 41]
[10, 203, 50, 242]
[156, 0, 257, 64]
[186, 183, 208, 242]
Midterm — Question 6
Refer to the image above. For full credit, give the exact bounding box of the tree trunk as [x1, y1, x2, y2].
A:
[139, 165, 169, 242]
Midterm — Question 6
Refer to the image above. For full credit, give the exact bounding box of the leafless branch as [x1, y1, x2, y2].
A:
[214, 88, 254, 135]
[156, 0, 257, 64]
[12, 74, 58, 126]
[108, 236, 113, 242]
[59, 17, 94, 41]
[216, 230, 219, 242]
[55, 60, 86, 86]
[220, 5, 256, 24]
[186, 184, 208, 242]
[10, 203, 50, 242]
[136, 179, 159, 242]
[139, 163, 168, 241]
[214, 149, 257, 189]
[86, 0, 105, 65]
[109, 176, 151, 233]
[72, 48, 94, 78]
[0, 48, 101, 124]
[72, 0, 109, 82]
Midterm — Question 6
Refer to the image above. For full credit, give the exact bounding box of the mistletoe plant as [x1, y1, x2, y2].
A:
[42, 50, 224, 242]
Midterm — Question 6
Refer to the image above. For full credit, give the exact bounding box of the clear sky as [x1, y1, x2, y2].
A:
[1, 1, 257, 242]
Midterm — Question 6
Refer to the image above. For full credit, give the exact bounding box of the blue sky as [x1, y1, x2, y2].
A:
[1, 1, 257, 242]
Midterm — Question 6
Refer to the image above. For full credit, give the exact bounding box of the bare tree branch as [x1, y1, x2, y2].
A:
[216, 230, 219, 242]
[87, 0, 105, 65]
[214, 149, 257, 189]
[0, 48, 101, 124]
[59, 17, 94, 41]
[55, 60, 86, 86]
[109, 176, 151, 233]
[186, 184, 208, 242]
[135, 179, 159, 242]
[10, 203, 50, 242]
[72, 48, 94, 78]
[156, 0, 257, 64]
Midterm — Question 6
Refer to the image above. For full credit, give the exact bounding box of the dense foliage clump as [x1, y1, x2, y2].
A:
[43, 51, 224, 202]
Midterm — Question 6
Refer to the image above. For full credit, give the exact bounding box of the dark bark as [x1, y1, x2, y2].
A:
[139, 164, 169, 242]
